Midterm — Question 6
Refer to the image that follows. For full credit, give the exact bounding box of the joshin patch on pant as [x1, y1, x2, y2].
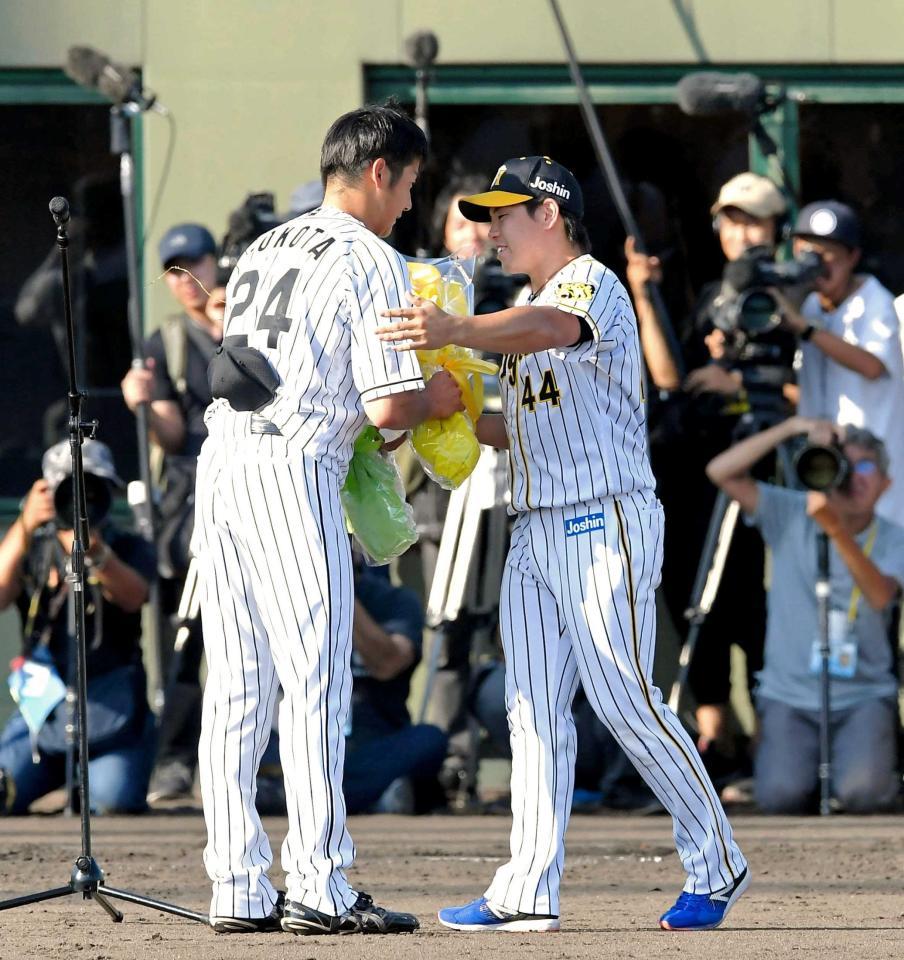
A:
[563, 512, 605, 537]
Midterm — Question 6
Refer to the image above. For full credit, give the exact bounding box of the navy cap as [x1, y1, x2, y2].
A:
[792, 201, 861, 249]
[459, 156, 583, 223]
[158, 223, 217, 267]
[288, 179, 325, 216]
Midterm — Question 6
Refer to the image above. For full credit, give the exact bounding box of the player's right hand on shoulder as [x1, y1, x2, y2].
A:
[120, 358, 156, 411]
[424, 369, 464, 420]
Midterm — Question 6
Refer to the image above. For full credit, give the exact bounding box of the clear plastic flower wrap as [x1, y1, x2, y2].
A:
[405, 256, 499, 490]
[340, 425, 418, 565]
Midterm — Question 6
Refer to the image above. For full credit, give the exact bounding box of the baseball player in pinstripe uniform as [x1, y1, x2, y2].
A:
[191, 105, 462, 935]
[377, 157, 749, 932]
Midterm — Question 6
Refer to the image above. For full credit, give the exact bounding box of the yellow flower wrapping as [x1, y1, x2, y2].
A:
[406, 264, 498, 489]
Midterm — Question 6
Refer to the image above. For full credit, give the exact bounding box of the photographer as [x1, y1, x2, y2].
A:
[706, 417, 903, 813]
[625, 173, 792, 776]
[781, 201, 904, 524]
[120, 222, 222, 802]
[0, 441, 155, 814]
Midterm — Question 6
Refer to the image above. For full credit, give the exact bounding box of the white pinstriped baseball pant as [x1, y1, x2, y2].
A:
[485, 488, 747, 917]
[193, 436, 358, 920]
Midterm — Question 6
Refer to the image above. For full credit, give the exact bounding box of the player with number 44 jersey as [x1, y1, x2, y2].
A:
[377, 156, 749, 933]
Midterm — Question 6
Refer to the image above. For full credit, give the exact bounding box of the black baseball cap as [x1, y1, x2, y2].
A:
[158, 223, 217, 267]
[458, 156, 584, 223]
[792, 200, 861, 249]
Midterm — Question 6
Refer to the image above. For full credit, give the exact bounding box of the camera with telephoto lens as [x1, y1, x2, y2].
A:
[793, 443, 850, 492]
[53, 474, 113, 530]
[217, 192, 286, 285]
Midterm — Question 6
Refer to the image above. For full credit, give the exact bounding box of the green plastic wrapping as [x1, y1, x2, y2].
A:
[341, 425, 418, 565]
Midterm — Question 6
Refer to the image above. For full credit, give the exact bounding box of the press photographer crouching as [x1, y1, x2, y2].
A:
[0, 441, 155, 814]
[706, 418, 904, 813]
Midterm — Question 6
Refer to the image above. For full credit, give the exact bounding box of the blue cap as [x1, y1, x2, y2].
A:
[158, 223, 216, 267]
[793, 201, 861, 249]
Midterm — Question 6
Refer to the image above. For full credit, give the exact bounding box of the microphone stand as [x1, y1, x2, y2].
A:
[109, 102, 166, 714]
[0, 197, 208, 929]
[815, 531, 833, 815]
[405, 31, 439, 258]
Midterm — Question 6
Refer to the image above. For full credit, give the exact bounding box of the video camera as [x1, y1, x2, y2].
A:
[706, 245, 824, 419]
[217, 192, 286, 285]
[712, 244, 825, 349]
[474, 256, 522, 315]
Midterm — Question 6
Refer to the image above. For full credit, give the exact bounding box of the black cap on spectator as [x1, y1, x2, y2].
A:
[792, 201, 861, 249]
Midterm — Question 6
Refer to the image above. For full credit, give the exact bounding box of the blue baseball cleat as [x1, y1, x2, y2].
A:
[659, 867, 750, 931]
[438, 897, 560, 932]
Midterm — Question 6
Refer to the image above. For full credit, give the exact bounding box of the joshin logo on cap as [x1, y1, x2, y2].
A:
[529, 175, 571, 200]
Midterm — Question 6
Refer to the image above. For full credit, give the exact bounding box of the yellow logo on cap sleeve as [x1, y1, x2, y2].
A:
[491, 165, 507, 187]
[555, 281, 595, 303]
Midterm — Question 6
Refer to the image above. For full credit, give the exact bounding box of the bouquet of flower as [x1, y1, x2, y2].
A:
[405, 257, 498, 489]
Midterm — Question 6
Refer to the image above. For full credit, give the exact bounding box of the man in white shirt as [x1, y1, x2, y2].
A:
[782, 200, 904, 523]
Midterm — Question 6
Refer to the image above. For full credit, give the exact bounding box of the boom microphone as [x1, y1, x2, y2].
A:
[65, 45, 167, 115]
[676, 72, 769, 117]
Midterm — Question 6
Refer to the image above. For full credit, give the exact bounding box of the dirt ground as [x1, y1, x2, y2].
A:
[0, 809, 901, 960]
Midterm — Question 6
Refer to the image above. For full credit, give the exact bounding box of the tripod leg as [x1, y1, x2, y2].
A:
[0, 885, 74, 910]
[667, 493, 741, 714]
[91, 890, 124, 922]
[99, 885, 209, 924]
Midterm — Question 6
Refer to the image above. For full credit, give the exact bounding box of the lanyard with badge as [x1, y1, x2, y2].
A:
[808, 521, 877, 679]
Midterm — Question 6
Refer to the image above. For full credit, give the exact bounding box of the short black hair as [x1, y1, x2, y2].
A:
[523, 198, 591, 254]
[320, 102, 427, 188]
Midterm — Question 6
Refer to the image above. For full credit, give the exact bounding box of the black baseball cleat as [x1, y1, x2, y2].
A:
[210, 891, 285, 933]
[281, 891, 419, 935]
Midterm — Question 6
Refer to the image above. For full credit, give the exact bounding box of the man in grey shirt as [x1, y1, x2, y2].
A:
[707, 415, 903, 813]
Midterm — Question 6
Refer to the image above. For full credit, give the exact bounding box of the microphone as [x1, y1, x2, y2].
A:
[64, 45, 168, 115]
[676, 72, 769, 117]
[404, 31, 439, 70]
[49, 196, 70, 226]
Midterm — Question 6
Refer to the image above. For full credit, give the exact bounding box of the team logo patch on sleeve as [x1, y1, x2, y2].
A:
[555, 281, 595, 304]
[564, 512, 605, 537]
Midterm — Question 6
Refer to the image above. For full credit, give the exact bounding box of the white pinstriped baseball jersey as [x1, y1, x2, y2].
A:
[499, 254, 656, 512]
[205, 206, 424, 476]
[193, 204, 425, 921]
[476, 254, 746, 923]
